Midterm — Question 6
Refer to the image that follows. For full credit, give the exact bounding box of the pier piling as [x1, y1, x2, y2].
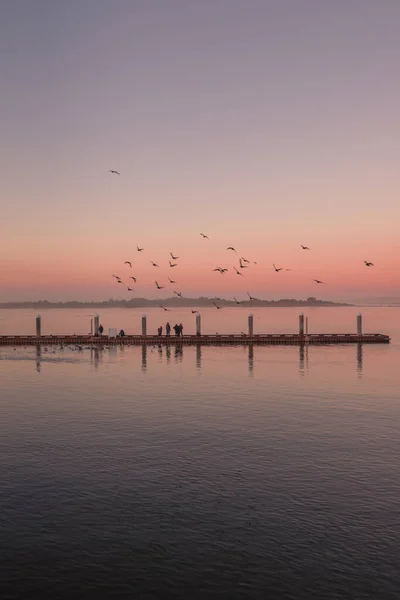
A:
[94, 315, 100, 336]
[36, 315, 41, 337]
[141, 314, 147, 337]
[357, 313, 363, 336]
[196, 313, 201, 336]
[248, 313, 254, 336]
[299, 313, 305, 337]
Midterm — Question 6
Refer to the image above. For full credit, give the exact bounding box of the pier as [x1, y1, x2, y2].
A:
[0, 313, 390, 346]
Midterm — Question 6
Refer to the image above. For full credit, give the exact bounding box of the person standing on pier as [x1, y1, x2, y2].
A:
[173, 324, 180, 336]
[99, 324, 104, 336]
[166, 322, 171, 336]
[157, 326, 163, 336]
[179, 323, 183, 337]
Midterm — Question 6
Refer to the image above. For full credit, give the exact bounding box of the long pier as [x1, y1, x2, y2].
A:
[0, 333, 390, 346]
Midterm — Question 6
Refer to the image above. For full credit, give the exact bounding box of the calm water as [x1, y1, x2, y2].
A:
[1, 308, 399, 599]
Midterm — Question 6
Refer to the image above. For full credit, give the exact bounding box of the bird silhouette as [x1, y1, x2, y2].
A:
[112, 274, 120, 279]
[129, 276, 137, 282]
[227, 247, 237, 252]
[170, 253, 179, 260]
[169, 261, 177, 267]
[127, 287, 134, 291]
[137, 246, 144, 252]
[314, 279, 324, 284]
[109, 170, 120, 175]
[301, 245, 310, 250]
[247, 292, 257, 301]
[200, 233, 209, 239]
[155, 281, 164, 289]
[191, 310, 198, 313]
[233, 267, 244, 276]
[168, 277, 177, 284]
[124, 261, 132, 268]
[233, 297, 241, 304]
[273, 264, 283, 272]
[364, 261, 374, 267]
[160, 305, 169, 311]
[117, 280, 124, 284]
[213, 267, 227, 274]
[173, 291, 183, 298]
[213, 302, 221, 309]
[239, 258, 248, 269]
[150, 261, 159, 267]
[241, 257, 250, 263]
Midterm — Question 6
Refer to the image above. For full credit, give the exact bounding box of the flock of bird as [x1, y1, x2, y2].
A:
[106, 172, 376, 313]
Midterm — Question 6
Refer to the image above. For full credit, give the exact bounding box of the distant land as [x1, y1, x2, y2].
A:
[0, 297, 352, 309]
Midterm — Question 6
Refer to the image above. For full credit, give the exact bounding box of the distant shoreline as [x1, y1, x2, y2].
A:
[0, 298, 352, 309]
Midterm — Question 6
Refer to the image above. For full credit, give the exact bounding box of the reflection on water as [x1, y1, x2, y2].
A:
[10, 343, 375, 381]
[357, 343, 363, 379]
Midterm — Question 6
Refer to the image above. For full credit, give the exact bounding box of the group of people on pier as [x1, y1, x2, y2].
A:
[158, 322, 184, 337]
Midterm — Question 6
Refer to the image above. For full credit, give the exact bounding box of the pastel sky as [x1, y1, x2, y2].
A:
[1, 0, 399, 302]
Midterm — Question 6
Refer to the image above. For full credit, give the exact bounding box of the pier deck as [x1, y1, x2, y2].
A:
[0, 333, 390, 346]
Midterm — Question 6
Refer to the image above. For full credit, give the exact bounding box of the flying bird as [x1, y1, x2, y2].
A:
[273, 264, 283, 272]
[247, 292, 257, 301]
[227, 247, 237, 252]
[155, 281, 164, 289]
[241, 257, 250, 263]
[124, 261, 132, 268]
[213, 302, 222, 309]
[169, 261, 177, 267]
[239, 258, 248, 269]
[112, 274, 120, 279]
[127, 287, 134, 292]
[109, 170, 120, 175]
[313, 279, 324, 284]
[233, 297, 241, 304]
[301, 245, 310, 250]
[191, 310, 198, 314]
[150, 261, 159, 267]
[137, 246, 144, 252]
[168, 277, 177, 284]
[170, 253, 179, 260]
[233, 267, 244, 276]
[117, 280, 124, 284]
[160, 305, 169, 311]
[173, 291, 183, 298]
[364, 261, 374, 267]
[129, 276, 137, 282]
[213, 267, 227, 274]
[200, 233, 209, 239]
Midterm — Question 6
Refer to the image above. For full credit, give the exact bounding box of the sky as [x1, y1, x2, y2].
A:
[1, 0, 399, 302]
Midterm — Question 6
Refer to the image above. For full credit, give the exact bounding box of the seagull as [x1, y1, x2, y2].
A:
[109, 170, 120, 175]
[160, 305, 169, 311]
[169, 261, 177, 267]
[227, 247, 237, 252]
[364, 261, 374, 267]
[233, 267, 244, 276]
[112, 274, 120, 279]
[155, 281, 164, 289]
[314, 279, 324, 284]
[233, 297, 241, 304]
[137, 246, 144, 252]
[168, 277, 177, 284]
[173, 291, 183, 298]
[247, 292, 257, 301]
[241, 257, 250, 263]
[213, 302, 222, 309]
[127, 287, 134, 291]
[213, 267, 227, 274]
[200, 233, 209, 239]
[239, 258, 248, 269]
[129, 276, 137, 282]
[170, 253, 179, 260]
[150, 261, 159, 267]
[301, 245, 310, 250]
[191, 310, 198, 313]
[273, 264, 283, 272]
[117, 280, 124, 284]
[124, 261, 132, 268]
